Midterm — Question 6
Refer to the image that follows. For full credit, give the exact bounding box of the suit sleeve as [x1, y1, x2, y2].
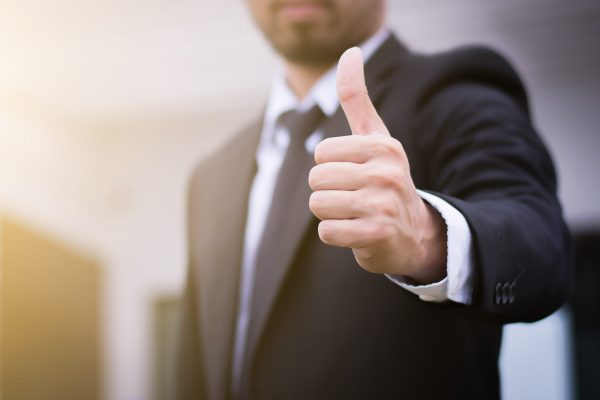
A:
[413, 82, 572, 323]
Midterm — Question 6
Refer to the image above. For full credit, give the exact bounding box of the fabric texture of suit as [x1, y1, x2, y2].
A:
[176, 35, 572, 400]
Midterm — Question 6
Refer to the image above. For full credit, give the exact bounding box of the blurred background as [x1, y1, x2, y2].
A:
[1, 0, 599, 399]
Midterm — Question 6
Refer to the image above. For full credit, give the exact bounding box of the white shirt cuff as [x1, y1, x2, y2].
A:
[385, 190, 474, 304]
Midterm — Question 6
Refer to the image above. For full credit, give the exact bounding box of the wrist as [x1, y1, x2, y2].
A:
[407, 201, 448, 284]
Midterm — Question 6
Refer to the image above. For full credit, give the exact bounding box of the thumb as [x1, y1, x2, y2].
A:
[337, 47, 388, 136]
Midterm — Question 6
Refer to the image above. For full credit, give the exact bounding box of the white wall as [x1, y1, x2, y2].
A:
[1, 1, 598, 399]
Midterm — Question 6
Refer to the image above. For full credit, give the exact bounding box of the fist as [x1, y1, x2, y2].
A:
[308, 48, 447, 284]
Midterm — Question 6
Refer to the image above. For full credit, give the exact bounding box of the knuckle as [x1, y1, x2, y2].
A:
[366, 165, 403, 191]
[379, 223, 396, 242]
[338, 83, 367, 103]
[390, 139, 406, 158]
[366, 221, 394, 244]
[362, 195, 379, 215]
[366, 137, 386, 157]
[380, 198, 398, 218]
[370, 136, 404, 159]
[365, 194, 398, 218]
[385, 166, 407, 193]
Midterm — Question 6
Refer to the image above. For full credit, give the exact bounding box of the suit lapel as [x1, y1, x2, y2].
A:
[243, 34, 409, 373]
[194, 120, 262, 400]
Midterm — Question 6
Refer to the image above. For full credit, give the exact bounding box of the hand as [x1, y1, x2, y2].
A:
[308, 47, 447, 284]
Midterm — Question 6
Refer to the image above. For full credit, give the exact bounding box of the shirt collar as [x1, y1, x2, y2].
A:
[264, 28, 391, 128]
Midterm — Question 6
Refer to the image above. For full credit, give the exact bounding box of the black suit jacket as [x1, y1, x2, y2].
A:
[176, 35, 572, 400]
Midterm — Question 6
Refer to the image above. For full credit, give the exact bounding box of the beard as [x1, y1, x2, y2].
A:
[266, 20, 347, 66]
[257, 0, 370, 67]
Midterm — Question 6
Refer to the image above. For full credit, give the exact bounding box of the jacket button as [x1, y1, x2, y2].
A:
[509, 282, 516, 303]
[495, 283, 503, 305]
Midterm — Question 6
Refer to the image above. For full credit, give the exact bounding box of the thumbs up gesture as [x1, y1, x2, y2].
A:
[308, 48, 447, 284]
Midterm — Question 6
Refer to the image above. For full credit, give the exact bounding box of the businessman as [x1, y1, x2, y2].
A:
[177, 0, 572, 399]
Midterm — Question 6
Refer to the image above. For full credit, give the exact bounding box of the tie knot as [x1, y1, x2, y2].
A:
[280, 105, 324, 145]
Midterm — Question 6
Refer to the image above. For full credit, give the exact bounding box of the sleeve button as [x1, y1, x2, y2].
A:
[495, 283, 503, 305]
[502, 283, 510, 304]
[509, 282, 516, 303]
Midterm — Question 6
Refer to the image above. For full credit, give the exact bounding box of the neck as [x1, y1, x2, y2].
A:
[284, 61, 333, 100]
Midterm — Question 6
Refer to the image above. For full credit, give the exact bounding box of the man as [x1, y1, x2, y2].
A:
[177, 0, 571, 399]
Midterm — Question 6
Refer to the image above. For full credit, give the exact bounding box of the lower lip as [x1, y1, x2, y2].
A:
[279, 3, 327, 21]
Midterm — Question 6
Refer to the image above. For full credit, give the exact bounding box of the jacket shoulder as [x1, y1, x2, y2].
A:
[408, 45, 530, 113]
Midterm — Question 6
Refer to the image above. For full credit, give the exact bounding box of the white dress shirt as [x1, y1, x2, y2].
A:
[230, 29, 474, 394]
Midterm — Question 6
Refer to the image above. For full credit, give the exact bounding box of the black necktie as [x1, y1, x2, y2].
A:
[251, 104, 324, 317]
